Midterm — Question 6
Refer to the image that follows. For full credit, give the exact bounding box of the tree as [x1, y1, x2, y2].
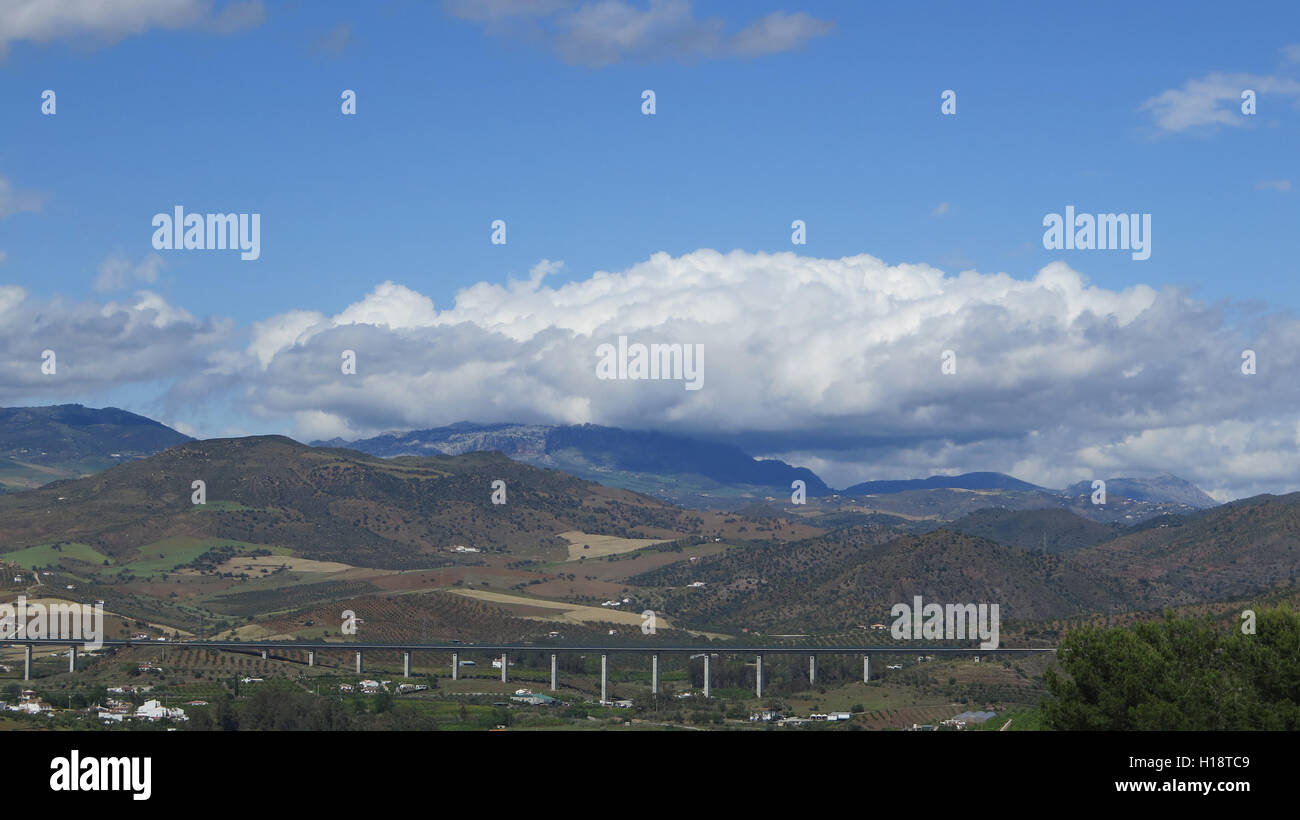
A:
[1043, 607, 1300, 730]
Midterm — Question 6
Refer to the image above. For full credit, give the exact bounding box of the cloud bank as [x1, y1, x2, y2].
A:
[0, 285, 230, 401]
[152, 249, 1296, 501]
[6, 247, 1297, 500]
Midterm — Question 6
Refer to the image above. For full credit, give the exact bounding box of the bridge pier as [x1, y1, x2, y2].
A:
[24, 644, 32, 680]
[550, 654, 558, 691]
[809, 655, 816, 686]
[703, 654, 711, 698]
[601, 654, 608, 703]
[403, 651, 411, 678]
[500, 653, 508, 683]
[651, 654, 660, 694]
[307, 650, 315, 667]
[355, 650, 363, 674]
[756, 654, 764, 698]
[451, 652, 459, 680]
[863, 655, 871, 682]
[69, 646, 77, 673]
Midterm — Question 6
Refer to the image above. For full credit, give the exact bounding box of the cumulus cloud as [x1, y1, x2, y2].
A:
[443, 0, 832, 67]
[1140, 71, 1300, 133]
[0, 0, 264, 55]
[1256, 179, 1291, 192]
[0, 285, 230, 403]
[211, 249, 1300, 499]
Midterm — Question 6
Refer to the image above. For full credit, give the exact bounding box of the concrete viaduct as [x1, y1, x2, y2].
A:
[5, 639, 1055, 702]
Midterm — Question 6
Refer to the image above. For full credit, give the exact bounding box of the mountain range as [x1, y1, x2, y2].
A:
[315, 421, 1220, 516]
[313, 421, 831, 506]
[0, 406, 1221, 517]
[0, 405, 1294, 643]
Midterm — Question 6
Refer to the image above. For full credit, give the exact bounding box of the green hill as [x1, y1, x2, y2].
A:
[0, 435, 706, 569]
[0, 403, 191, 491]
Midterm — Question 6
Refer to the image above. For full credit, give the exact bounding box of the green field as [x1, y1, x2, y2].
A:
[120, 538, 291, 574]
[4, 541, 115, 569]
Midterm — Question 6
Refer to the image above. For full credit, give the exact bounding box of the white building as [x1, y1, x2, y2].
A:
[136, 700, 188, 721]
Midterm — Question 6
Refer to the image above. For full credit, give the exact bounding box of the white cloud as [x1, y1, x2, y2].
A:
[94, 253, 164, 292]
[0, 0, 264, 54]
[730, 11, 833, 57]
[116, 290, 195, 328]
[248, 309, 326, 369]
[10, 246, 1292, 499]
[0, 286, 229, 403]
[208, 248, 1300, 499]
[931, 202, 950, 217]
[445, 0, 832, 67]
[1140, 71, 1300, 133]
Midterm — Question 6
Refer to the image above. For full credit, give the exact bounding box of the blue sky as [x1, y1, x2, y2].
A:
[2, 0, 1300, 498]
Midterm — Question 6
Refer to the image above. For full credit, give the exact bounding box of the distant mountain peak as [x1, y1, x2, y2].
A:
[1062, 475, 1217, 509]
[0, 404, 192, 490]
[314, 421, 832, 502]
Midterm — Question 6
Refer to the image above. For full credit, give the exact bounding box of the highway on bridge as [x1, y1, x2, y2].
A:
[4, 638, 1055, 695]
